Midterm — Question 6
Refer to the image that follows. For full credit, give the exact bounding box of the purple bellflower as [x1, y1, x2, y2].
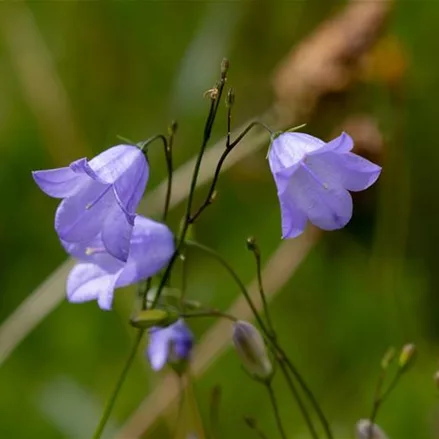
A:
[64, 215, 174, 310]
[268, 132, 381, 238]
[147, 319, 193, 371]
[33, 144, 149, 262]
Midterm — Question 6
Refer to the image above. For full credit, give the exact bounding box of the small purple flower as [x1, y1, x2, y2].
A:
[33, 144, 149, 262]
[64, 215, 174, 310]
[268, 132, 381, 238]
[147, 320, 193, 371]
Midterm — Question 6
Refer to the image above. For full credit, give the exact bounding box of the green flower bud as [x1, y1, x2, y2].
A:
[381, 346, 396, 370]
[355, 420, 388, 439]
[232, 320, 272, 380]
[399, 343, 416, 371]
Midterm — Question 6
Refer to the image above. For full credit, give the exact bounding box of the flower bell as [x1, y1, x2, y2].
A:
[147, 319, 194, 372]
[33, 144, 149, 262]
[64, 215, 174, 310]
[232, 320, 272, 380]
[268, 132, 381, 238]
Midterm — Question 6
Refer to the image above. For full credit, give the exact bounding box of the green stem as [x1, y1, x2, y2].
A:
[266, 382, 288, 439]
[151, 70, 227, 309]
[186, 239, 331, 439]
[92, 330, 144, 439]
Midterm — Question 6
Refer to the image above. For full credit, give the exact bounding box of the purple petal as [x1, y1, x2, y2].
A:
[116, 216, 175, 287]
[61, 236, 125, 270]
[286, 164, 353, 230]
[112, 156, 149, 215]
[55, 180, 115, 243]
[308, 132, 354, 156]
[88, 145, 148, 185]
[170, 320, 193, 359]
[277, 195, 308, 239]
[101, 207, 134, 262]
[66, 262, 121, 310]
[32, 162, 88, 198]
[147, 329, 170, 371]
[269, 133, 324, 173]
[305, 151, 381, 192]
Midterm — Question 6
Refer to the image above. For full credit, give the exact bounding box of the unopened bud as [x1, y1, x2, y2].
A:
[169, 120, 178, 136]
[232, 320, 272, 380]
[130, 308, 179, 329]
[246, 236, 260, 256]
[355, 419, 389, 439]
[381, 346, 396, 369]
[221, 58, 229, 77]
[399, 343, 416, 371]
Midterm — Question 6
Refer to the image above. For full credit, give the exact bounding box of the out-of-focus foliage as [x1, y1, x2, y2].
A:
[0, 1, 438, 438]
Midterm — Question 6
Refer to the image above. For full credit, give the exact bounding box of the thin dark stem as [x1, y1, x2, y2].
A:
[209, 385, 222, 439]
[368, 369, 403, 438]
[277, 361, 319, 439]
[247, 239, 275, 335]
[151, 68, 227, 309]
[163, 123, 176, 223]
[91, 330, 144, 439]
[189, 120, 272, 224]
[273, 342, 331, 439]
[266, 382, 288, 439]
[138, 134, 168, 153]
[186, 239, 332, 439]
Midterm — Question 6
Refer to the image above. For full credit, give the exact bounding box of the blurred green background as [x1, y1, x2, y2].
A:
[0, 1, 437, 438]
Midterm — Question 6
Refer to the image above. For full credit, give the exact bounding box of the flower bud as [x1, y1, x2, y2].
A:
[221, 58, 229, 77]
[355, 419, 389, 439]
[232, 320, 272, 380]
[399, 343, 416, 371]
[381, 346, 396, 370]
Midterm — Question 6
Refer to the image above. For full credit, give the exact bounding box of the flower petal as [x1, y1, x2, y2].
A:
[101, 207, 134, 262]
[61, 236, 125, 270]
[55, 180, 115, 242]
[88, 144, 148, 185]
[147, 329, 170, 371]
[170, 320, 193, 359]
[287, 164, 353, 230]
[32, 162, 88, 198]
[308, 132, 354, 155]
[66, 262, 120, 310]
[277, 194, 308, 239]
[269, 133, 324, 172]
[116, 216, 175, 287]
[112, 156, 149, 215]
[306, 151, 381, 192]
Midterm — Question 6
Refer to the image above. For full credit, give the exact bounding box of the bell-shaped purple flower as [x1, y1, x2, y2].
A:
[268, 132, 381, 238]
[33, 144, 149, 262]
[64, 215, 174, 310]
[147, 320, 193, 371]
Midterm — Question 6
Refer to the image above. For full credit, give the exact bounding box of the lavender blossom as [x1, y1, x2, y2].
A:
[268, 132, 381, 238]
[147, 320, 193, 371]
[64, 215, 174, 310]
[33, 144, 149, 261]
